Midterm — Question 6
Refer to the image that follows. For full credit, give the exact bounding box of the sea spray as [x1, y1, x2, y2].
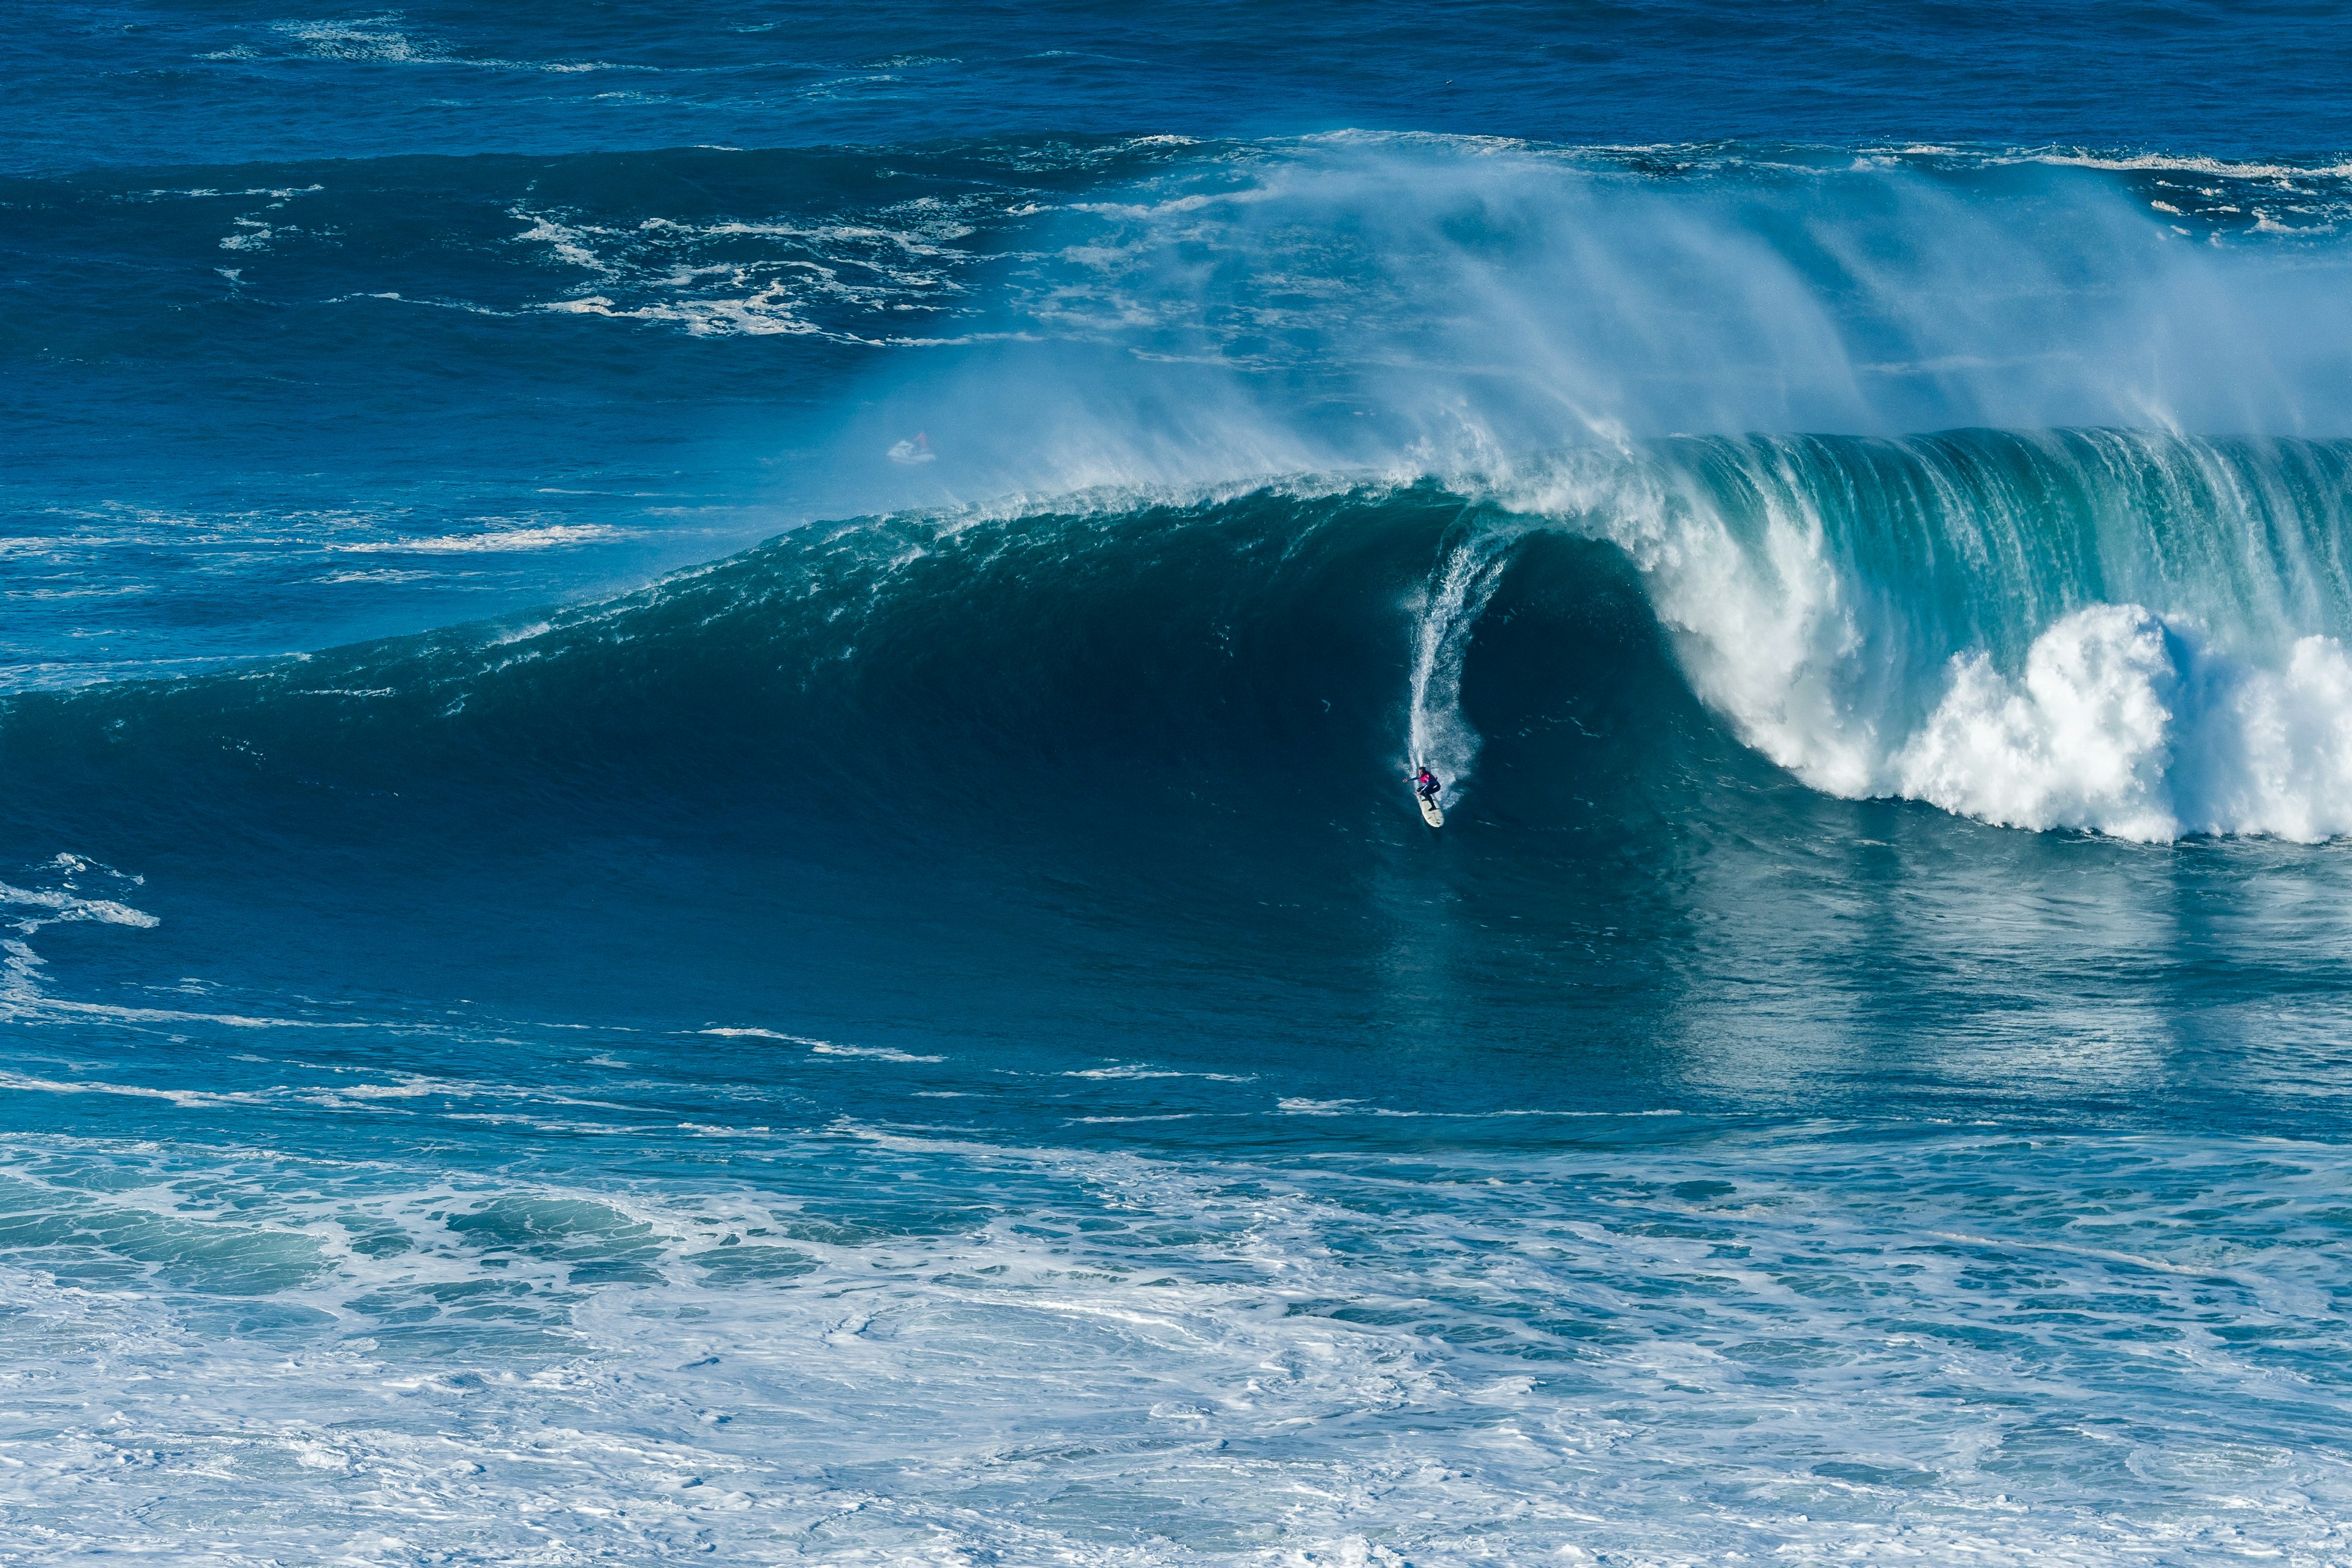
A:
[859, 141, 2352, 516]
[1405, 523, 1523, 800]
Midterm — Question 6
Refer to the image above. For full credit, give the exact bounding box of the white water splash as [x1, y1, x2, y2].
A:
[1895, 607, 2352, 840]
[1487, 433, 2352, 842]
[1404, 528, 1520, 802]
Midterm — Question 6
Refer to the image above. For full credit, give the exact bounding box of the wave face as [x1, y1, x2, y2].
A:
[1, 481, 1713, 867]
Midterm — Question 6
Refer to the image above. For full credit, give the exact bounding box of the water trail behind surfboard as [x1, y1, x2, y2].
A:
[1406, 525, 1518, 802]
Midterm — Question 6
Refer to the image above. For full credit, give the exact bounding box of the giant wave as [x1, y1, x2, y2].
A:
[9, 429, 2352, 857]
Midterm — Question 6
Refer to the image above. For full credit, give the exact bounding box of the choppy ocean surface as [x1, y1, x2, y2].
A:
[7, 4, 2352, 1564]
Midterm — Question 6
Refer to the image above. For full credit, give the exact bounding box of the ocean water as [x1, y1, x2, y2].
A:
[7, 4, 2352, 1564]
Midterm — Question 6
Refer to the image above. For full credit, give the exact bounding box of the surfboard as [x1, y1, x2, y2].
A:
[1417, 792, 1444, 828]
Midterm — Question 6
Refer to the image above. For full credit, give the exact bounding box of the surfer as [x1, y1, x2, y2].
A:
[1411, 765, 1446, 827]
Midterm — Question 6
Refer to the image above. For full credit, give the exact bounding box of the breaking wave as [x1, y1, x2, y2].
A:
[8, 428, 2352, 850]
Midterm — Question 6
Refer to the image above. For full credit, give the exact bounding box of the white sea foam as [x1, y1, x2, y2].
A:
[1474, 432, 2352, 842]
[809, 1042, 945, 1062]
[1063, 1063, 1256, 1081]
[0, 1123, 2343, 1564]
[1891, 609, 2352, 839]
[543, 290, 828, 336]
[272, 17, 442, 64]
[334, 523, 620, 553]
[0, 883, 158, 930]
[2027, 148, 2352, 181]
[269, 18, 617, 73]
[696, 1026, 831, 1043]
[511, 199, 985, 342]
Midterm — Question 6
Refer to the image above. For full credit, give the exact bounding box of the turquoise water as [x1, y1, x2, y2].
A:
[6, 6, 2352, 1563]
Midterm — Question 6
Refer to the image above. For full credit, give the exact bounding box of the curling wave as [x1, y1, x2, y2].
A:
[1487, 428, 2352, 840]
[6, 430, 2352, 854]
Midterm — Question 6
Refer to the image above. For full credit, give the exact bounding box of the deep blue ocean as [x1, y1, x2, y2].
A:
[7, 4, 2352, 1562]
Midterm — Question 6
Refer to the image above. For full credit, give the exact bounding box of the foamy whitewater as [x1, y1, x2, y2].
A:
[6, 4, 2352, 1564]
[1470, 432, 2352, 841]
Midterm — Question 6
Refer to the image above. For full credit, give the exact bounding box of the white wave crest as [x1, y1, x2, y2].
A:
[1485, 432, 2352, 843]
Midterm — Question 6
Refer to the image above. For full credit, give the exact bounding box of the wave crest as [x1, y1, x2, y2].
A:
[1490, 429, 2352, 840]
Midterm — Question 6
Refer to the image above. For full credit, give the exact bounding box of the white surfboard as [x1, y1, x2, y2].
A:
[1417, 793, 1444, 828]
